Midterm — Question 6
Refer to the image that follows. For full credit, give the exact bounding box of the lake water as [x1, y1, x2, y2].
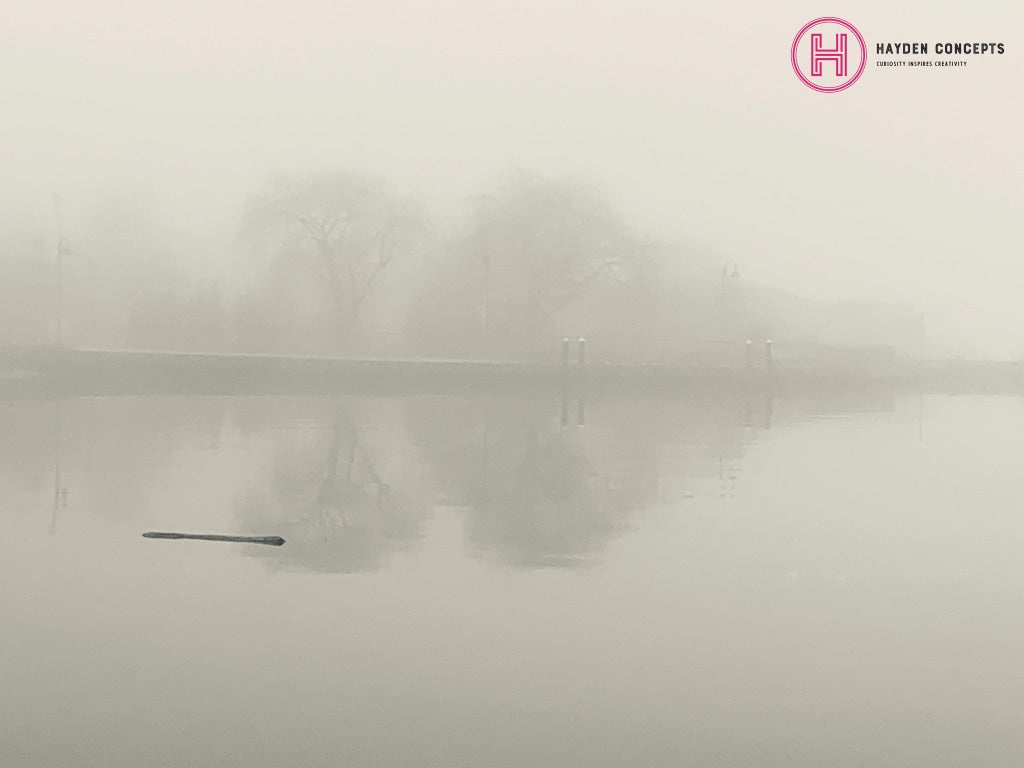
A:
[3, 391, 1024, 766]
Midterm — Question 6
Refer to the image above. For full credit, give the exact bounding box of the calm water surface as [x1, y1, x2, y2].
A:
[3, 392, 1024, 766]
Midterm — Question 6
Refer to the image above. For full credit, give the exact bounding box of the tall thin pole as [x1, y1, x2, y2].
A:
[718, 265, 726, 329]
[52, 194, 67, 346]
[482, 251, 491, 357]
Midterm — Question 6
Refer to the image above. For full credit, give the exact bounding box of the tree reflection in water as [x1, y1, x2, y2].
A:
[407, 396, 661, 569]
[0, 390, 888, 562]
[236, 400, 426, 573]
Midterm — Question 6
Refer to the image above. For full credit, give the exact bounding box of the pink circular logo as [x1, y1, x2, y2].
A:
[791, 17, 867, 92]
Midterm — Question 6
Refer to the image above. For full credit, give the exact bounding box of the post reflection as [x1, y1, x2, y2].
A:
[50, 401, 69, 535]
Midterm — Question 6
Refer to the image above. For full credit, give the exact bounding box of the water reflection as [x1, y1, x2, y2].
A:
[50, 401, 69, 535]
[0, 388, 899, 572]
[467, 400, 649, 568]
[408, 396, 684, 567]
[11, 389, 1015, 768]
[236, 400, 427, 573]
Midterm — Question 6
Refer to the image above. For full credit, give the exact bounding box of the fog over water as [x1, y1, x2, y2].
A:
[2, 0, 1022, 356]
[4, 3, 1024, 766]
[5, 393, 1024, 766]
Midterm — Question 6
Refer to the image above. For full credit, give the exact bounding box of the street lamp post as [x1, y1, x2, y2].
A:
[475, 195, 494, 359]
[56, 236, 70, 346]
[482, 251, 491, 357]
[52, 194, 70, 347]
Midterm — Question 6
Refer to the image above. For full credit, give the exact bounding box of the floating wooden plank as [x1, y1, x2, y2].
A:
[142, 532, 285, 546]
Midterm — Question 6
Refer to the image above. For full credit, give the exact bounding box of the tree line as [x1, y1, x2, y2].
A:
[0, 169, 922, 362]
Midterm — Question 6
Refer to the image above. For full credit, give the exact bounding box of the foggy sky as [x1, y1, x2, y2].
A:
[2, 0, 1022, 356]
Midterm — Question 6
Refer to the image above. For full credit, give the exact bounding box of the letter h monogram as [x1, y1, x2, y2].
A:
[810, 32, 847, 76]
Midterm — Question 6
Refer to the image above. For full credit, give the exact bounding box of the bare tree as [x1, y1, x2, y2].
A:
[471, 172, 639, 352]
[405, 172, 640, 359]
[244, 171, 426, 352]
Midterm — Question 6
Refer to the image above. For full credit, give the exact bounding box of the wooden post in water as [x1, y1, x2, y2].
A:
[745, 338, 752, 371]
[765, 339, 774, 376]
[577, 337, 586, 369]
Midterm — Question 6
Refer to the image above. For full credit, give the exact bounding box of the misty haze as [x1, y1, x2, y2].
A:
[2, 1, 1024, 766]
